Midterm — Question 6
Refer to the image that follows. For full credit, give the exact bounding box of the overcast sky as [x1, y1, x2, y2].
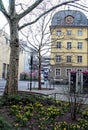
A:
[0, 0, 88, 36]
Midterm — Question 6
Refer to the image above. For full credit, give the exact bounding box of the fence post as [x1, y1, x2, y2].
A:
[28, 83, 29, 90]
[54, 93, 56, 101]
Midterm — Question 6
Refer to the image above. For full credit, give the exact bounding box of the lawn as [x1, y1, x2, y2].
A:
[0, 94, 88, 130]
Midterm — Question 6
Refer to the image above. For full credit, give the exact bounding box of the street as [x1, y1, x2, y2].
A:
[0, 79, 67, 96]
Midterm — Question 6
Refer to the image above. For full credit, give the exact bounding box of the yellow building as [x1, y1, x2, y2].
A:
[0, 31, 25, 79]
[50, 10, 88, 79]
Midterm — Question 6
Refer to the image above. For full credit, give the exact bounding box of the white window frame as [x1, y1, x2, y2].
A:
[66, 68, 71, 76]
[67, 56, 72, 63]
[66, 30, 72, 35]
[56, 30, 61, 36]
[77, 69, 82, 75]
[67, 42, 72, 49]
[55, 68, 61, 76]
[77, 42, 82, 49]
[78, 30, 83, 36]
[77, 56, 82, 63]
[56, 42, 61, 48]
[55, 55, 61, 62]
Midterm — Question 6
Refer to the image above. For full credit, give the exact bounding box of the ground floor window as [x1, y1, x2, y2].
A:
[77, 56, 82, 63]
[2, 63, 6, 79]
[55, 68, 61, 76]
[66, 68, 71, 76]
[2, 63, 9, 79]
[77, 69, 82, 75]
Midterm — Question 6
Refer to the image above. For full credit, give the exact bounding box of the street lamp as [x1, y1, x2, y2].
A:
[28, 48, 37, 90]
[30, 53, 33, 91]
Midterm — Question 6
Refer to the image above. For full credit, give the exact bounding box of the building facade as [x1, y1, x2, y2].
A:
[0, 31, 25, 79]
[50, 10, 88, 79]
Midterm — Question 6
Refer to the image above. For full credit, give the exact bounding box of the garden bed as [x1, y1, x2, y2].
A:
[0, 95, 88, 130]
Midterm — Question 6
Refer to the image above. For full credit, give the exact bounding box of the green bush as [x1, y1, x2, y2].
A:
[0, 116, 13, 130]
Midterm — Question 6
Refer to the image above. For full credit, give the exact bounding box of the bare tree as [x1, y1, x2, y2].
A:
[0, 0, 79, 95]
[21, 5, 52, 90]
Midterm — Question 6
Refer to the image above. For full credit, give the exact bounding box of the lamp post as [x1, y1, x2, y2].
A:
[30, 53, 33, 91]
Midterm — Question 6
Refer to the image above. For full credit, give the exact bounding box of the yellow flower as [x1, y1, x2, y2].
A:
[64, 121, 67, 125]
[14, 123, 19, 127]
[64, 128, 66, 130]
[23, 117, 28, 121]
[77, 125, 80, 129]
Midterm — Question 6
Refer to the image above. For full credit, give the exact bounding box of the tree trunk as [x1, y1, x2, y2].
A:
[4, 18, 19, 95]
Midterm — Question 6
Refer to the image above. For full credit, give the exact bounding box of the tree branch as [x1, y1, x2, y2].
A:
[19, 0, 43, 20]
[68, 3, 88, 12]
[19, 0, 79, 30]
[0, 0, 10, 19]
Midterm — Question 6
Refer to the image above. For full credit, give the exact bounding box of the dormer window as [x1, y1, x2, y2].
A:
[56, 30, 61, 36]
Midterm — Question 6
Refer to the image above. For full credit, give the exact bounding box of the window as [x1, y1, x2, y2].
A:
[2, 63, 6, 79]
[57, 18, 61, 24]
[56, 42, 61, 48]
[66, 30, 72, 35]
[78, 30, 82, 36]
[66, 69, 71, 76]
[56, 30, 61, 36]
[77, 69, 82, 75]
[55, 55, 61, 62]
[5, 37, 10, 45]
[77, 42, 82, 49]
[7, 64, 9, 77]
[55, 68, 61, 76]
[67, 42, 72, 49]
[67, 56, 72, 62]
[77, 56, 82, 63]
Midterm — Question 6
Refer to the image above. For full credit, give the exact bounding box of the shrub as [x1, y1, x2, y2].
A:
[20, 71, 38, 81]
[0, 115, 12, 130]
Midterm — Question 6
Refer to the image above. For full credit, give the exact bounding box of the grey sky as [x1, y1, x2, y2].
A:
[0, 0, 88, 36]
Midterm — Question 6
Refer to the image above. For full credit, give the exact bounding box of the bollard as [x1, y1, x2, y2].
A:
[54, 93, 56, 101]
[30, 82, 32, 91]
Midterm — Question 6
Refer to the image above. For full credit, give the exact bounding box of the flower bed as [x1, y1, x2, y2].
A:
[0, 95, 88, 130]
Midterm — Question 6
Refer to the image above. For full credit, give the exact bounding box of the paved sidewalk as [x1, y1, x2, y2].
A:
[20, 86, 69, 101]
[1, 80, 88, 104]
[0, 80, 67, 97]
[22, 86, 88, 104]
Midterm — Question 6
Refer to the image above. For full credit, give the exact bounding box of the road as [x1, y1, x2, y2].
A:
[0, 79, 67, 96]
